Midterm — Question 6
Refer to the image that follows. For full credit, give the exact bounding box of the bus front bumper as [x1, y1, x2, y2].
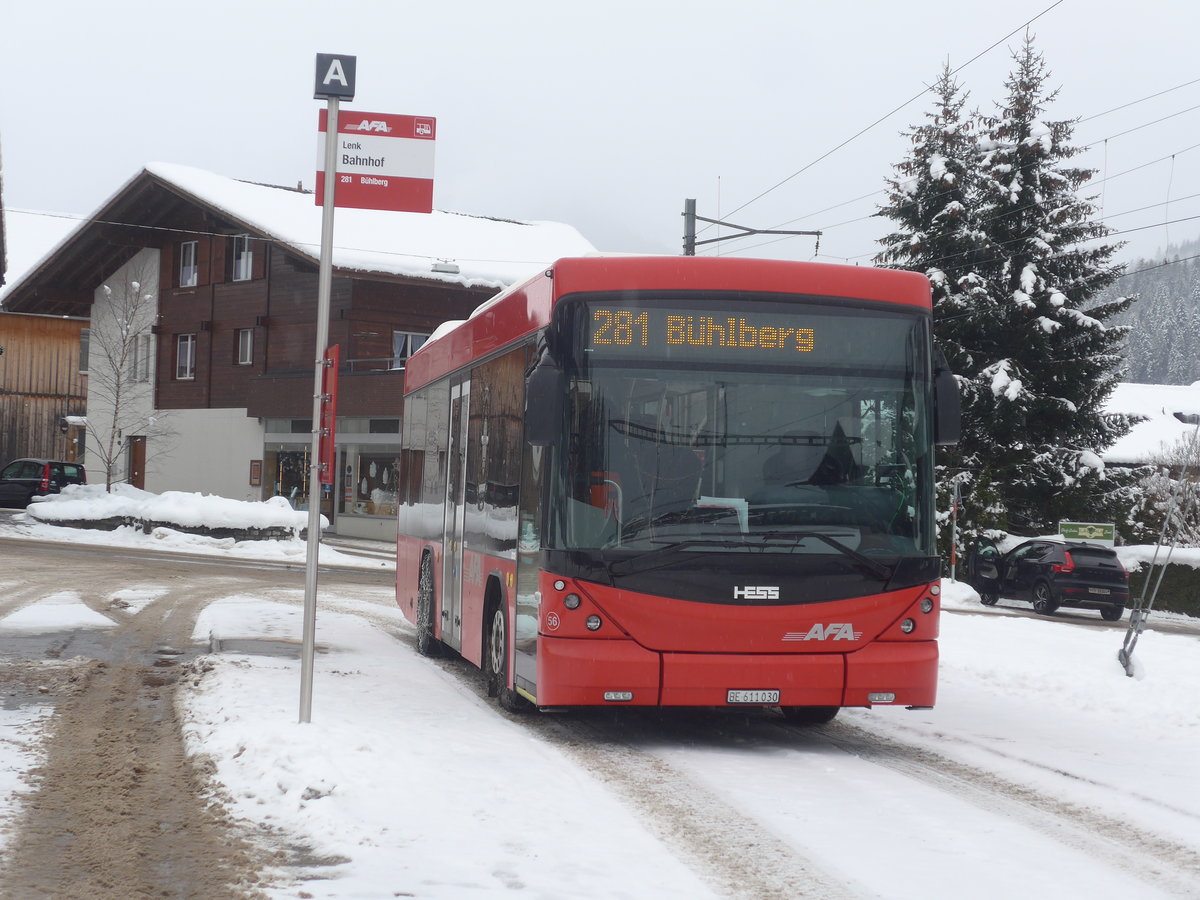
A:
[535, 636, 937, 709]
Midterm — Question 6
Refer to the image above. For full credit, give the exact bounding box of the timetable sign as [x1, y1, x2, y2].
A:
[316, 110, 436, 213]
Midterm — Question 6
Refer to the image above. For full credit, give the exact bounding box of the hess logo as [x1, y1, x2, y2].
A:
[733, 585, 779, 600]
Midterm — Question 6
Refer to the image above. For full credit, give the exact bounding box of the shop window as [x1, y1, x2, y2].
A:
[354, 454, 399, 516]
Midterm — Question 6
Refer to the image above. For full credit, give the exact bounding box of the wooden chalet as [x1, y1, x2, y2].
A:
[1, 163, 594, 537]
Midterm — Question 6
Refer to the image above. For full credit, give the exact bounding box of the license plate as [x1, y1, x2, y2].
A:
[727, 689, 780, 704]
[1088, 587, 1111, 595]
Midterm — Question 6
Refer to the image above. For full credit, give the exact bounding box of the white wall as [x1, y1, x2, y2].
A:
[85, 249, 160, 485]
[146, 408, 264, 502]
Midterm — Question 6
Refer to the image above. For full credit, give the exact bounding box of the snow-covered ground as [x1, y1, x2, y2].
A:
[2, 491, 1199, 898]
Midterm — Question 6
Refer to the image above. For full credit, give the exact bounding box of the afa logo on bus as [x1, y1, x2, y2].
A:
[783, 624, 864, 642]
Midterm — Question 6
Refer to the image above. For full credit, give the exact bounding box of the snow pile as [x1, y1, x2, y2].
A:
[25, 483, 322, 535]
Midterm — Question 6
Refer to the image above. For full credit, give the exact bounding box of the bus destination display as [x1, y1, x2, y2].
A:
[582, 302, 917, 366]
[590, 309, 815, 355]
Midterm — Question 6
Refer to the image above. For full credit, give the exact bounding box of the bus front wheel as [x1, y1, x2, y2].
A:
[487, 603, 529, 713]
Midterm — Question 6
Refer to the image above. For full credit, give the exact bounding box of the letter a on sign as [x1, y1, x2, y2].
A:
[314, 53, 356, 100]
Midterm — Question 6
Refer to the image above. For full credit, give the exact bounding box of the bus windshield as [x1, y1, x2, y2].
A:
[547, 296, 936, 580]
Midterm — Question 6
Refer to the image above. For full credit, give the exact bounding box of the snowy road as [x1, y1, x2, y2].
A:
[2, 528, 1199, 898]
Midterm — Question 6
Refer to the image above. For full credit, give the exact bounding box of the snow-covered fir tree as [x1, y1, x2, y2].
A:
[875, 63, 988, 548]
[970, 34, 1138, 535]
[879, 36, 1142, 544]
[877, 62, 984, 338]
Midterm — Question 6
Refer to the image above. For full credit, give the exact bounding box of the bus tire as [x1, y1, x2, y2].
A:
[487, 602, 529, 713]
[415, 555, 442, 658]
[781, 706, 839, 726]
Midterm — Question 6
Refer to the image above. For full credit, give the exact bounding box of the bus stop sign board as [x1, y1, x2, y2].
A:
[316, 110, 436, 213]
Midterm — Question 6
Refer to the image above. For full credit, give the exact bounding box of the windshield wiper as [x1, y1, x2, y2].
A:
[607, 535, 756, 576]
[762, 530, 894, 581]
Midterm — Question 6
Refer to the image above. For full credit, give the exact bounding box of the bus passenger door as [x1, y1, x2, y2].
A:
[441, 379, 470, 652]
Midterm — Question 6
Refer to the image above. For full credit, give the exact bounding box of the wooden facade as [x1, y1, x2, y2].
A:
[0, 166, 582, 529]
[0, 312, 87, 464]
[150, 229, 487, 418]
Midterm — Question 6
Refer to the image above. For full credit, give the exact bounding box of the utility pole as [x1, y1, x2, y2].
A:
[682, 198, 821, 256]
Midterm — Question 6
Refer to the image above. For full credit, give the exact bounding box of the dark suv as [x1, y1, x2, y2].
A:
[0, 458, 87, 508]
[972, 538, 1129, 621]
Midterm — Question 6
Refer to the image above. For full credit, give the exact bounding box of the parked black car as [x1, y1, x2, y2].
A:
[0, 458, 87, 509]
[971, 538, 1129, 621]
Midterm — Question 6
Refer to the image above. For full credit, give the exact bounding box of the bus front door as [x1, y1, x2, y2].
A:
[441, 379, 470, 653]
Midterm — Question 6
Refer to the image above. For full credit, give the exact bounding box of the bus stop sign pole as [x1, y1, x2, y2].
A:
[301, 53, 356, 724]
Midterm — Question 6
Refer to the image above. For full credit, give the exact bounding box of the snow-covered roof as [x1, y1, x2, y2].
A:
[143, 163, 595, 291]
[1103, 382, 1200, 465]
[1, 162, 596, 308]
[0, 207, 83, 307]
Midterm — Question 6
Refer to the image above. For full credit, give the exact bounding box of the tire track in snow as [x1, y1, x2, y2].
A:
[818, 722, 1200, 896]
[531, 713, 856, 900]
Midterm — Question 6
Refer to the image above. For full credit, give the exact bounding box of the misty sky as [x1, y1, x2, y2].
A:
[3, 0, 1198, 267]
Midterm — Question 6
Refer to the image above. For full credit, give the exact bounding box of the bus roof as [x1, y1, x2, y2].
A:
[402, 256, 931, 394]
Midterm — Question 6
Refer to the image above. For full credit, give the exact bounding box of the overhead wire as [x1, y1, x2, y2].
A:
[0, 206, 565, 270]
[706, 0, 1067, 229]
[704, 49, 1200, 259]
[706, 129, 1200, 262]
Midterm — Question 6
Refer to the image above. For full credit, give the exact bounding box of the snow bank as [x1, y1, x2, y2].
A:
[25, 483, 323, 537]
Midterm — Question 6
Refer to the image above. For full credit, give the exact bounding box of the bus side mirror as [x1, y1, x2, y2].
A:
[525, 355, 565, 446]
[933, 346, 960, 446]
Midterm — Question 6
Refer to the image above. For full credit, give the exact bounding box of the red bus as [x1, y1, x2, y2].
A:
[396, 256, 959, 722]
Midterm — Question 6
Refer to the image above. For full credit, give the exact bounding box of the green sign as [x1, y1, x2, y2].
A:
[1058, 521, 1115, 546]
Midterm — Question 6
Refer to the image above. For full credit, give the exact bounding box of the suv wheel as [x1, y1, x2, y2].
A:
[1031, 581, 1059, 615]
[1100, 605, 1124, 622]
[979, 591, 999, 606]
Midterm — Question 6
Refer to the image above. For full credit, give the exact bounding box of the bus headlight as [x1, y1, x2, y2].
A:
[585, 615, 602, 631]
[920, 597, 934, 613]
[900, 618, 916, 634]
[564, 593, 582, 609]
